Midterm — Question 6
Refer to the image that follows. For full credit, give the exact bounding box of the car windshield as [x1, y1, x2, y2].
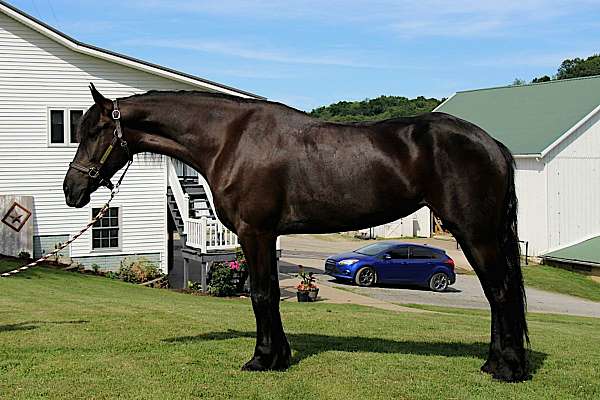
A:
[354, 243, 393, 256]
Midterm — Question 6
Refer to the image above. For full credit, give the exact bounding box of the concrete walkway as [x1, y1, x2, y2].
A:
[279, 275, 426, 313]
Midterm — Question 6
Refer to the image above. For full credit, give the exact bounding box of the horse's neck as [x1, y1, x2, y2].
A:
[124, 94, 244, 176]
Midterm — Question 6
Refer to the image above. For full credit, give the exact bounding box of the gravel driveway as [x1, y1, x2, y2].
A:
[326, 275, 600, 318]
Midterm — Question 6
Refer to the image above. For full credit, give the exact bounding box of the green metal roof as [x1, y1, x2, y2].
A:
[436, 75, 600, 155]
[543, 236, 600, 266]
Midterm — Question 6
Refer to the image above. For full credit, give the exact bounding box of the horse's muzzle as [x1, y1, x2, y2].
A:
[63, 171, 93, 208]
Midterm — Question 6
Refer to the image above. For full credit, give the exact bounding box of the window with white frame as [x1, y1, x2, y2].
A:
[48, 108, 84, 146]
[92, 207, 120, 249]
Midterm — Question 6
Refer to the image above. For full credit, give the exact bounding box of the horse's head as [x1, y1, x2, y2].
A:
[63, 84, 131, 208]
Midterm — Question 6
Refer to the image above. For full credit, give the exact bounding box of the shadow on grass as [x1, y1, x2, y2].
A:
[0, 320, 88, 332]
[164, 329, 547, 375]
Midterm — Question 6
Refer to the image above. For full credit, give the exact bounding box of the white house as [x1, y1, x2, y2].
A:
[382, 76, 600, 271]
[0, 1, 260, 273]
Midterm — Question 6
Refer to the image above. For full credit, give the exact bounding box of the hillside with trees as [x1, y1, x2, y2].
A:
[517, 54, 600, 84]
[309, 95, 441, 123]
[312, 54, 600, 122]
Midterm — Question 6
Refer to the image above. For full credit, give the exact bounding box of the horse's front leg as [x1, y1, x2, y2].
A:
[239, 231, 291, 371]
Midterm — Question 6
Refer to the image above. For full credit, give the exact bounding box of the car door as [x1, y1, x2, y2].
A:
[408, 246, 437, 282]
[377, 246, 410, 282]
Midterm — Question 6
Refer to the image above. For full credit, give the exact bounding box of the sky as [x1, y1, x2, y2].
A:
[7, 0, 600, 110]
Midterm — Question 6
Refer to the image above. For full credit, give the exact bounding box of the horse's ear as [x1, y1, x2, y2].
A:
[89, 83, 111, 112]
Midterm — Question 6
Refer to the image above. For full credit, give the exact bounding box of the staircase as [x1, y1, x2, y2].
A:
[166, 186, 185, 233]
[166, 180, 215, 234]
[166, 158, 239, 252]
[181, 180, 215, 219]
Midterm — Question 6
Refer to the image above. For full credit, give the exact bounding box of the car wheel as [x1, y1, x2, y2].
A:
[355, 266, 376, 287]
[429, 272, 449, 292]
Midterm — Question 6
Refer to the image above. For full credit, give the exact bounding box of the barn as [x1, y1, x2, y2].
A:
[0, 1, 258, 274]
[436, 77, 600, 272]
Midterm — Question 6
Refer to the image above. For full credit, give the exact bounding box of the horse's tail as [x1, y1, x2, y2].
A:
[495, 139, 529, 346]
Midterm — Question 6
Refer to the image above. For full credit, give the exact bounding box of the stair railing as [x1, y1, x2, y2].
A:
[167, 158, 190, 233]
[185, 217, 239, 252]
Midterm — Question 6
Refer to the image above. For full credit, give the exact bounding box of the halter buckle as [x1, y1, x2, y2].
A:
[112, 109, 121, 120]
[88, 167, 100, 179]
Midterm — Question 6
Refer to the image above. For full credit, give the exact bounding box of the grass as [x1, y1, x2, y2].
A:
[1, 262, 600, 399]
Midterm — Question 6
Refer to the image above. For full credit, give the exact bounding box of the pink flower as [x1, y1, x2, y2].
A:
[229, 261, 240, 271]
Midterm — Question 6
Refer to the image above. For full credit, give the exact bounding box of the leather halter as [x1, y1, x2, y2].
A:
[68, 100, 132, 191]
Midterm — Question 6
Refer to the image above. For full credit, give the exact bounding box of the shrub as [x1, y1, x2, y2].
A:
[208, 263, 236, 297]
[105, 271, 119, 280]
[91, 263, 100, 275]
[188, 280, 203, 291]
[117, 257, 162, 284]
[18, 251, 31, 260]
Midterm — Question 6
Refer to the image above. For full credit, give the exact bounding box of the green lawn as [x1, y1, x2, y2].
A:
[521, 264, 600, 302]
[1, 263, 599, 399]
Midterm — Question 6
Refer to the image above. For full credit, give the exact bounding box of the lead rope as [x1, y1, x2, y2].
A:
[1, 159, 132, 278]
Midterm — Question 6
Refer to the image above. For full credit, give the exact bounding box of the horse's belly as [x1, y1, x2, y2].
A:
[279, 180, 422, 234]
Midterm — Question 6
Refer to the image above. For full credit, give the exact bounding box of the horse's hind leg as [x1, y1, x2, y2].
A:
[238, 230, 291, 371]
[452, 232, 530, 382]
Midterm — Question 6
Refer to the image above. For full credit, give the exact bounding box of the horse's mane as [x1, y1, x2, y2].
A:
[122, 90, 310, 117]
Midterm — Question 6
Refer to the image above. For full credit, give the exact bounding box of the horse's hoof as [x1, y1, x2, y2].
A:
[241, 357, 268, 372]
[481, 360, 531, 382]
[241, 352, 291, 372]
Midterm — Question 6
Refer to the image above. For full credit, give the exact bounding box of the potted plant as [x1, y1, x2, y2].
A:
[296, 267, 319, 302]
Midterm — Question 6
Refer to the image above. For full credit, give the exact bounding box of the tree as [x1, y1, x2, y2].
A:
[309, 95, 442, 123]
[556, 55, 600, 80]
[531, 75, 551, 83]
[511, 78, 527, 86]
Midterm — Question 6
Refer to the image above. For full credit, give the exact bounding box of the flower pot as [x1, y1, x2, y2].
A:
[297, 288, 319, 302]
[231, 270, 249, 293]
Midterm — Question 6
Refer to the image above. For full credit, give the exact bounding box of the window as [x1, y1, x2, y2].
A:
[70, 110, 83, 143]
[388, 246, 409, 259]
[48, 108, 85, 146]
[410, 247, 436, 259]
[355, 242, 393, 256]
[50, 110, 64, 143]
[92, 207, 119, 249]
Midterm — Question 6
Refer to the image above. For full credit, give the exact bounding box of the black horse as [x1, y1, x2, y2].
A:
[63, 85, 529, 382]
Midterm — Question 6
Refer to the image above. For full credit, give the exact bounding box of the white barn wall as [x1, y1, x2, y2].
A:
[0, 12, 199, 271]
[514, 158, 547, 256]
[544, 110, 600, 252]
[365, 206, 431, 238]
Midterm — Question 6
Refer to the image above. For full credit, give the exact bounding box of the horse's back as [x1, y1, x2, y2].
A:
[233, 106, 511, 234]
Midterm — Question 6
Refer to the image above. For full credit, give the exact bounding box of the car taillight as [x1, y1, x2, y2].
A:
[444, 258, 455, 269]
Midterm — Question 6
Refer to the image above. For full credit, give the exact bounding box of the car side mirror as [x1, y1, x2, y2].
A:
[383, 253, 392, 260]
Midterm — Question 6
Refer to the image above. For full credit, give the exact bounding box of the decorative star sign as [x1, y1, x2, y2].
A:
[2, 202, 32, 232]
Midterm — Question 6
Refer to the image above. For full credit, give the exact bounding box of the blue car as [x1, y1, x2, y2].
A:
[325, 241, 456, 291]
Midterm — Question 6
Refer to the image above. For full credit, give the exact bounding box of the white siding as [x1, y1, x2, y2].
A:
[544, 110, 600, 252]
[514, 158, 547, 256]
[0, 12, 200, 271]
